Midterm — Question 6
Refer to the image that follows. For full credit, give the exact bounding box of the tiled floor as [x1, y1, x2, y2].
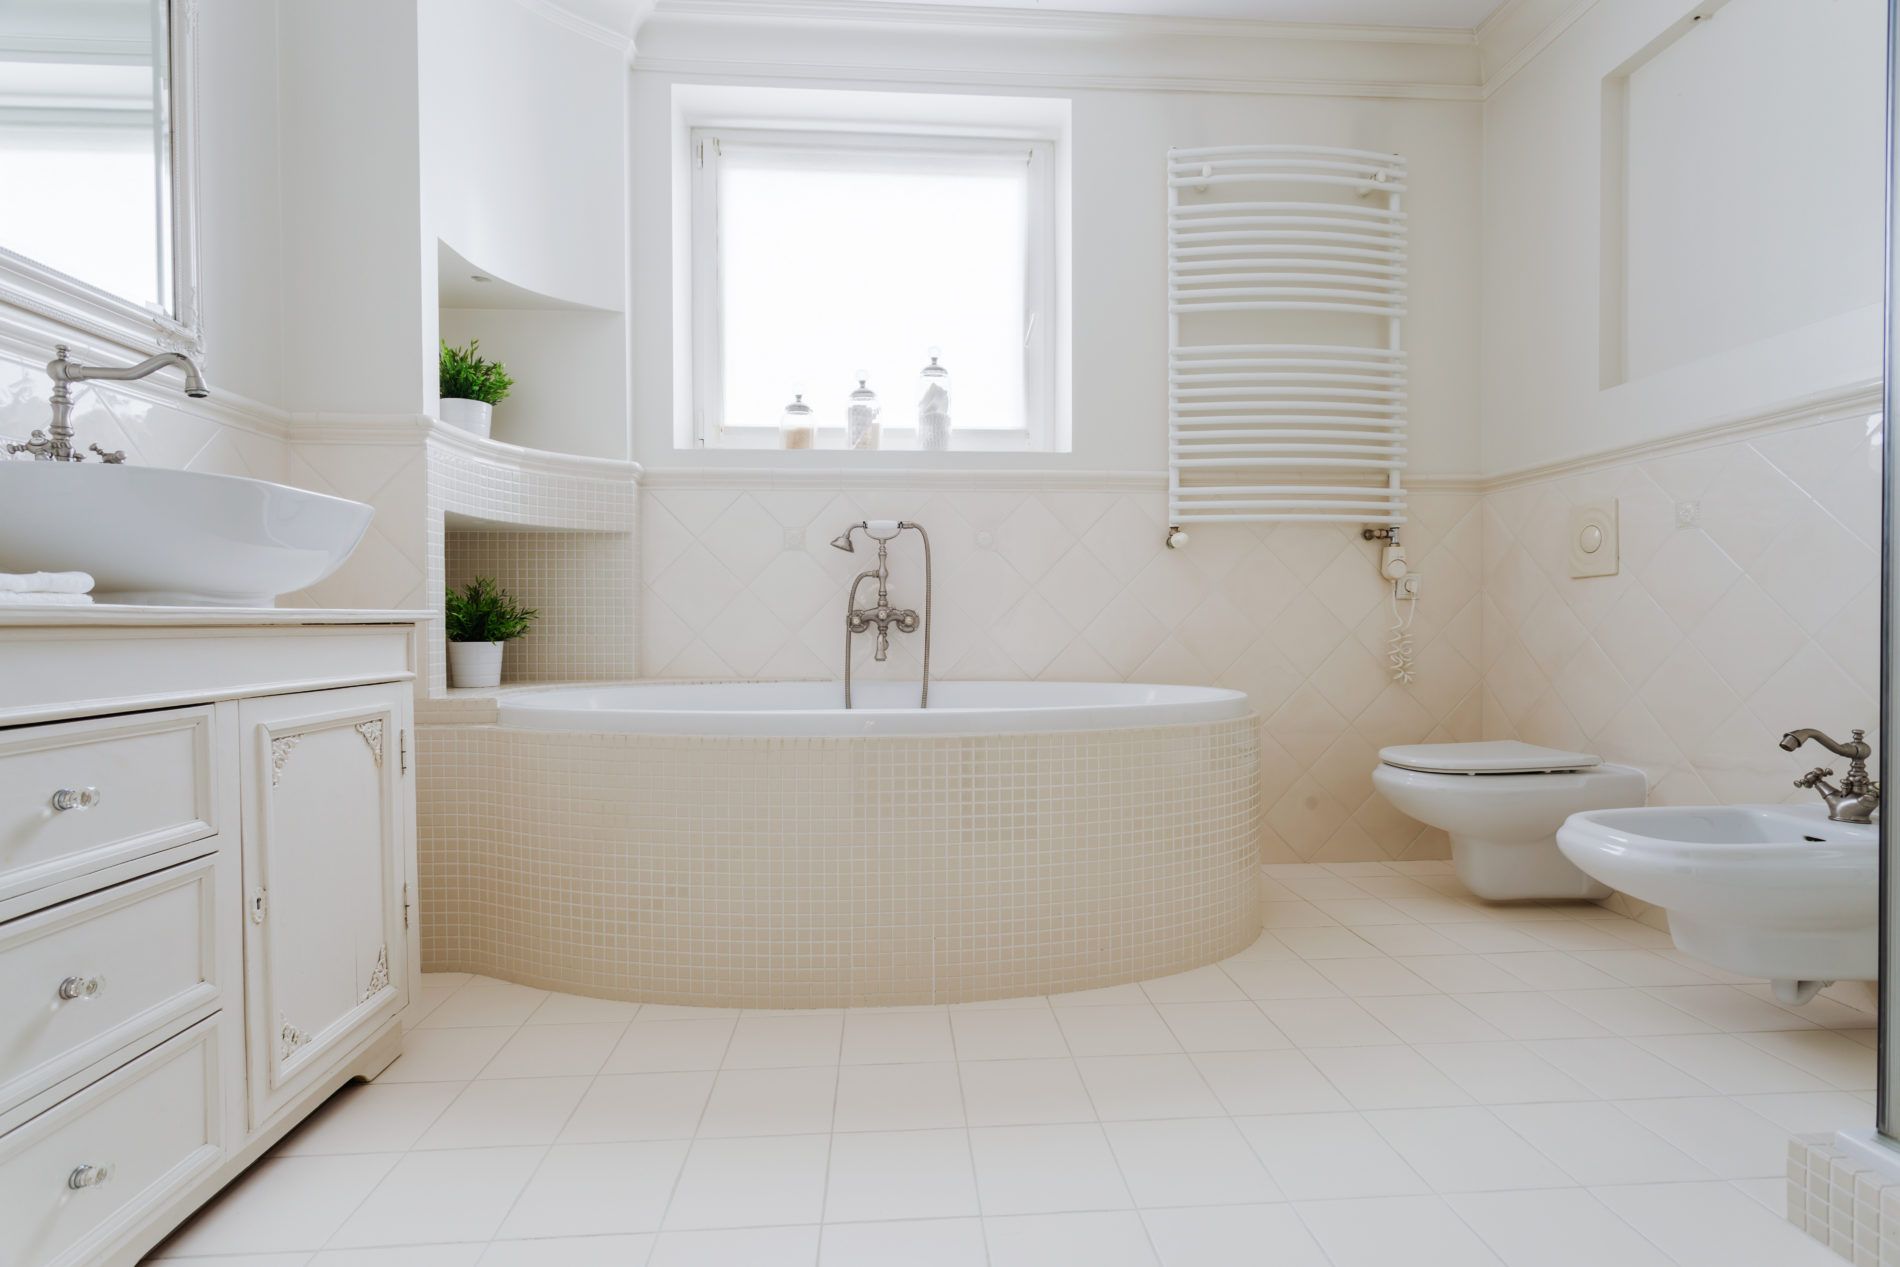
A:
[147, 861, 1872, 1266]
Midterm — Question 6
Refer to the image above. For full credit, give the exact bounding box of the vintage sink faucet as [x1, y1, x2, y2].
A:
[6, 343, 208, 462]
[1781, 727, 1881, 824]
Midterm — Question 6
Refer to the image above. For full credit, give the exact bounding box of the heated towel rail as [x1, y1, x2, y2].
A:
[1166, 145, 1409, 542]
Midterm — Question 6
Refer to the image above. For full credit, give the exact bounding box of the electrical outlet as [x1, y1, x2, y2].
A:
[1395, 574, 1421, 598]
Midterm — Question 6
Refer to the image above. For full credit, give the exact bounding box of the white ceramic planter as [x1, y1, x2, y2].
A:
[449, 640, 505, 689]
[439, 397, 493, 438]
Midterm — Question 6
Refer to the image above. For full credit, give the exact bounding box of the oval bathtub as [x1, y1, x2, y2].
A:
[420, 681, 1261, 1007]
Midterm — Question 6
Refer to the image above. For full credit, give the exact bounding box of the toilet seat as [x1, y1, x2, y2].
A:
[1379, 740, 1602, 776]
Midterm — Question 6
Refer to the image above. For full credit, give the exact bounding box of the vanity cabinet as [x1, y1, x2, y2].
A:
[239, 684, 409, 1127]
[0, 611, 423, 1267]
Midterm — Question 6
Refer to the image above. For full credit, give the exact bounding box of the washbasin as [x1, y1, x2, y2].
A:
[1557, 803, 1876, 1004]
[0, 461, 373, 606]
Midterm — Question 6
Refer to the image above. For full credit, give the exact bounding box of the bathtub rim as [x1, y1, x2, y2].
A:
[490, 678, 1255, 738]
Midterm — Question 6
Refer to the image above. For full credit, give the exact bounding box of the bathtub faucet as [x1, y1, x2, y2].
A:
[1781, 728, 1880, 824]
[831, 520, 934, 709]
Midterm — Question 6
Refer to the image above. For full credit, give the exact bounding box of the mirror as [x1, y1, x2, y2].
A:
[0, 0, 200, 354]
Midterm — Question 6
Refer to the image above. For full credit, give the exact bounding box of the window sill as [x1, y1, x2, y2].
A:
[699, 425, 1047, 454]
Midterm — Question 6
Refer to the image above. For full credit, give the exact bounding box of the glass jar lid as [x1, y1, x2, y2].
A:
[920, 349, 947, 378]
[783, 393, 813, 416]
[850, 379, 877, 402]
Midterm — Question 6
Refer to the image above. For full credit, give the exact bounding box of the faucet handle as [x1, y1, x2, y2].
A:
[87, 444, 125, 464]
[1795, 767, 1835, 789]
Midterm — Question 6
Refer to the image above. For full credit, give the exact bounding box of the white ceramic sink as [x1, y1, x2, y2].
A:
[0, 461, 373, 606]
[1557, 803, 1875, 1003]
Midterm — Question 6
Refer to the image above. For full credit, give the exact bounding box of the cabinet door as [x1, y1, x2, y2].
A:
[238, 684, 409, 1126]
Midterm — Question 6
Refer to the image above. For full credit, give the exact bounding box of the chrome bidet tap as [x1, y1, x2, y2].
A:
[1781, 727, 1880, 824]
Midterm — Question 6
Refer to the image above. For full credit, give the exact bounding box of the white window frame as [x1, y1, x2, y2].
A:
[687, 126, 1060, 452]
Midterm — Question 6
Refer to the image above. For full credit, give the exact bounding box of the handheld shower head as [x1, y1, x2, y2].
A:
[830, 525, 862, 552]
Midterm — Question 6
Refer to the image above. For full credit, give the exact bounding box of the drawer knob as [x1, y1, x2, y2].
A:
[57, 975, 104, 1001]
[51, 787, 101, 812]
[67, 1163, 113, 1190]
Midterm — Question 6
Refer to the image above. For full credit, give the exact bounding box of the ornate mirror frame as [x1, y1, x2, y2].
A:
[0, 0, 203, 358]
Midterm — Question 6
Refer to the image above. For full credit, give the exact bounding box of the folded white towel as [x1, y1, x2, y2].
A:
[0, 571, 94, 595]
[0, 592, 93, 606]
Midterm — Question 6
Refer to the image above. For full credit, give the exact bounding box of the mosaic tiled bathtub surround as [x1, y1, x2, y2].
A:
[418, 716, 1261, 1007]
[1789, 1133, 1900, 1265]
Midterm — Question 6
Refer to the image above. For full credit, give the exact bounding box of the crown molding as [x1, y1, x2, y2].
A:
[650, 0, 1479, 46]
[1475, 0, 1597, 98]
[636, 55, 1483, 100]
[509, 0, 658, 58]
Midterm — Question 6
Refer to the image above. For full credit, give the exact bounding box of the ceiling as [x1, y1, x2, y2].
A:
[835, 0, 1508, 28]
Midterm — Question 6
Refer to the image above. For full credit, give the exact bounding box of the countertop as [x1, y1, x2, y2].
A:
[0, 606, 431, 628]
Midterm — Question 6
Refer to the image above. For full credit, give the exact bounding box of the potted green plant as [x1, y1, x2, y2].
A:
[438, 339, 514, 439]
[445, 577, 536, 688]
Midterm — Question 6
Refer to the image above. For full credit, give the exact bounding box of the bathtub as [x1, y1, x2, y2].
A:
[420, 680, 1261, 1007]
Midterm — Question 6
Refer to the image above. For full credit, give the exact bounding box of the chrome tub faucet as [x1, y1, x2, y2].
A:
[6, 344, 209, 463]
[831, 520, 934, 709]
[1781, 727, 1880, 824]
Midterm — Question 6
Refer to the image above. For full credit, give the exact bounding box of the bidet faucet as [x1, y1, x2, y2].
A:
[5, 344, 209, 463]
[1781, 728, 1880, 824]
[831, 521, 934, 710]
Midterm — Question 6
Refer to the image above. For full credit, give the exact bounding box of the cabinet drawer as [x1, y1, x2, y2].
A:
[0, 708, 216, 903]
[0, 1017, 224, 1267]
[0, 857, 221, 1117]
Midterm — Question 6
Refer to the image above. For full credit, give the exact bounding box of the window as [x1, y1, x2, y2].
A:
[689, 127, 1061, 451]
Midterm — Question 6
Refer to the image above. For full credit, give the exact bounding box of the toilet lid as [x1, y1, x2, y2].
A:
[1379, 740, 1602, 775]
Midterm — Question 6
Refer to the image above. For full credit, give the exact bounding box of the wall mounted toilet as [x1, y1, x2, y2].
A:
[1373, 741, 1647, 901]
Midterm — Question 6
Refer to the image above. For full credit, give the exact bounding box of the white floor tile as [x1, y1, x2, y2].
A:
[157, 1156, 398, 1256]
[1395, 954, 1533, 993]
[818, 1219, 987, 1266]
[1452, 993, 1607, 1040]
[1491, 1101, 1709, 1185]
[1295, 1194, 1505, 1266]
[839, 1011, 955, 1064]
[152, 1256, 313, 1266]
[722, 1014, 845, 1068]
[1312, 957, 1440, 996]
[1448, 1189, 1673, 1266]
[664, 1135, 833, 1230]
[1413, 1041, 1590, 1104]
[1569, 948, 1722, 986]
[1306, 1045, 1471, 1109]
[1256, 998, 1399, 1047]
[968, 1124, 1134, 1214]
[822, 1128, 980, 1222]
[496, 1141, 690, 1238]
[958, 1058, 1096, 1126]
[1357, 995, 1506, 1044]
[984, 1212, 1158, 1267]
[602, 1019, 737, 1074]
[560, 1071, 716, 1143]
[1738, 1028, 1879, 1089]
[1350, 924, 1469, 956]
[698, 1066, 838, 1138]
[1138, 966, 1247, 1003]
[1050, 982, 1153, 1006]
[1075, 1054, 1224, 1120]
[415, 1077, 591, 1149]
[1364, 1106, 1572, 1192]
[1142, 1204, 1329, 1267]
[525, 993, 643, 1026]
[1103, 1118, 1281, 1206]
[1736, 1089, 1879, 1134]
[1592, 1179, 1844, 1267]
[1055, 1005, 1184, 1056]
[329, 1147, 544, 1248]
[1546, 987, 1716, 1036]
[950, 1008, 1070, 1060]
[832, 1061, 965, 1131]
[1613, 1095, 1795, 1178]
[273, 1082, 462, 1156]
[1191, 1050, 1350, 1115]
[1153, 1002, 1289, 1052]
[480, 1023, 628, 1079]
[418, 980, 551, 1029]
[375, 1027, 515, 1083]
[1480, 953, 1623, 991]
[478, 1235, 655, 1265]
[1634, 1034, 1829, 1094]
[1527, 1037, 1716, 1098]
[1218, 960, 1342, 1000]
[648, 1225, 821, 1266]
[313, 1248, 485, 1266]
[1273, 927, 1383, 959]
[1644, 985, 1820, 1033]
[1236, 1113, 1428, 1200]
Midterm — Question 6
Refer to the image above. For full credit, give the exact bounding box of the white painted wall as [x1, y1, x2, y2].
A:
[1480, 0, 1886, 476]
[418, 0, 629, 314]
[438, 307, 629, 455]
[628, 44, 1483, 476]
